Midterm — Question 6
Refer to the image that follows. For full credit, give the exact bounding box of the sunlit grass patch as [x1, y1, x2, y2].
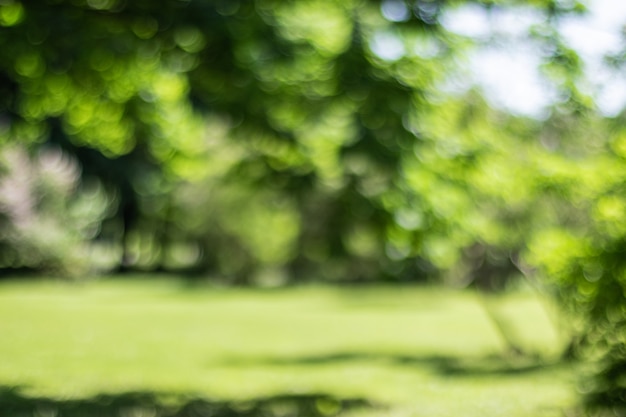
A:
[0, 277, 580, 416]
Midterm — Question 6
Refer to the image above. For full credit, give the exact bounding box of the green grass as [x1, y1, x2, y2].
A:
[0, 277, 581, 417]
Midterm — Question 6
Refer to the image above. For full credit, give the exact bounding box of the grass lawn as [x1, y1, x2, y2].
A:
[0, 277, 581, 417]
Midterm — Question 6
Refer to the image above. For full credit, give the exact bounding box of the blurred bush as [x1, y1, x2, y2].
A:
[0, 144, 115, 276]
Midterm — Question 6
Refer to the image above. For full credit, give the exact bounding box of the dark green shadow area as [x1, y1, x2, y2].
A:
[0, 387, 376, 417]
[217, 352, 569, 378]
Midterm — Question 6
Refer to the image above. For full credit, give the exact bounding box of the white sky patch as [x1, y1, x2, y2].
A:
[381, 0, 410, 22]
[491, 7, 543, 39]
[441, 3, 491, 39]
[370, 31, 405, 61]
[442, 5, 552, 117]
[472, 47, 556, 118]
[442, 0, 626, 117]
[597, 72, 626, 115]
[558, 0, 626, 116]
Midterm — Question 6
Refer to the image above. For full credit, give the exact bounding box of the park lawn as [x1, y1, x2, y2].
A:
[0, 277, 580, 417]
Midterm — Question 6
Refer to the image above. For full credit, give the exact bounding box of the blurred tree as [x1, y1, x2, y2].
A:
[0, 0, 585, 280]
[524, 108, 626, 414]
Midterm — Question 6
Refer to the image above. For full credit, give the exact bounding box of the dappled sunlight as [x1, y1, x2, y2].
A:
[0, 280, 578, 415]
[0, 1, 24, 27]
[273, 1, 353, 58]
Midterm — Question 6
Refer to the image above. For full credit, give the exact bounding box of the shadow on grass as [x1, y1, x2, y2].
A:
[0, 387, 376, 417]
[218, 352, 565, 377]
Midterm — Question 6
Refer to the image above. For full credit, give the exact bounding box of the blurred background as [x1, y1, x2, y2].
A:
[1, 0, 626, 415]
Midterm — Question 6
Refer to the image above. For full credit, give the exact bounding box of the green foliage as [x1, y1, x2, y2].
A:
[522, 110, 626, 413]
[0, 0, 561, 281]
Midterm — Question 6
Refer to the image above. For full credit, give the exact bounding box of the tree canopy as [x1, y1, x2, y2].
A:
[0, 0, 585, 279]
